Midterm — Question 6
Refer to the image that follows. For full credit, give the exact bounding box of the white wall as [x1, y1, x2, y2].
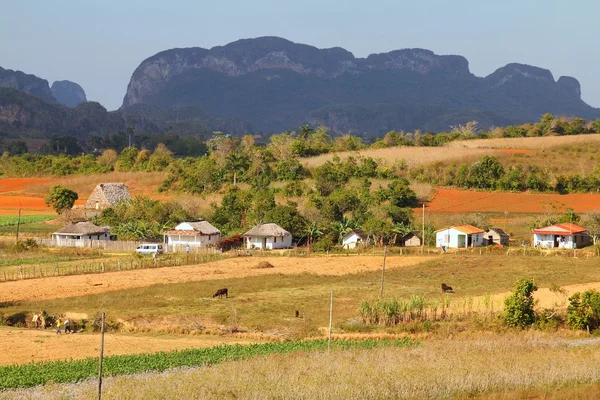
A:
[246, 235, 292, 249]
[342, 232, 364, 249]
[533, 233, 576, 249]
[52, 233, 109, 247]
[166, 233, 220, 247]
[436, 229, 484, 248]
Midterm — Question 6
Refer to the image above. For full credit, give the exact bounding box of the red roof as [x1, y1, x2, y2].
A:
[533, 223, 587, 235]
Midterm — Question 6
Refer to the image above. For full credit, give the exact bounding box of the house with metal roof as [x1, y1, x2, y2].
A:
[51, 222, 110, 247]
[532, 223, 591, 249]
[435, 224, 485, 249]
[164, 221, 221, 251]
[243, 223, 292, 250]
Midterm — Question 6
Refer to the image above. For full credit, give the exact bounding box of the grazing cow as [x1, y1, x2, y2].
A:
[295, 310, 300, 318]
[212, 288, 228, 298]
[441, 283, 454, 293]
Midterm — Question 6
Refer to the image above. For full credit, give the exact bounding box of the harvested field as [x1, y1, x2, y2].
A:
[0, 255, 432, 303]
[0, 327, 258, 366]
[448, 134, 600, 149]
[426, 189, 600, 213]
[302, 146, 498, 168]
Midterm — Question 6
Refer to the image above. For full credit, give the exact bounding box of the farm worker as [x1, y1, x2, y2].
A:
[32, 314, 39, 329]
[64, 319, 71, 334]
[186, 244, 191, 254]
[56, 318, 62, 334]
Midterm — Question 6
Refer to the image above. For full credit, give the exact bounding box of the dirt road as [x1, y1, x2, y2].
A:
[0, 255, 433, 303]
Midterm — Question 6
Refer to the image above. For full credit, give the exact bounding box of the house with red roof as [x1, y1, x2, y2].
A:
[435, 224, 485, 249]
[532, 223, 591, 249]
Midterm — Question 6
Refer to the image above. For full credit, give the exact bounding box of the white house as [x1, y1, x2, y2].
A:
[52, 222, 110, 247]
[532, 223, 591, 249]
[435, 225, 485, 249]
[243, 223, 292, 250]
[342, 229, 370, 249]
[164, 221, 221, 251]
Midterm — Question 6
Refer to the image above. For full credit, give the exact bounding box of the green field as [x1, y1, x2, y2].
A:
[0, 215, 58, 236]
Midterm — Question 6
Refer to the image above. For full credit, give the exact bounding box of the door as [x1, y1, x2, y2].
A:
[262, 238, 267, 249]
[457, 235, 466, 248]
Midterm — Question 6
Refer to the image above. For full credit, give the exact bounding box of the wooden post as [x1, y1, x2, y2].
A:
[380, 245, 387, 298]
[328, 290, 333, 352]
[15, 208, 22, 244]
[98, 312, 105, 400]
[101, 263, 105, 273]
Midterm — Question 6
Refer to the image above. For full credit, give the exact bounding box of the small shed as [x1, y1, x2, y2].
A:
[52, 222, 110, 247]
[85, 183, 131, 210]
[400, 232, 422, 247]
[164, 220, 221, 251]
[484, 228, 509, 246]
[244, 223, 292, 250]
[533, 223, 591, 249]
[342, 229, 370, 249]
[435, 225, 485, 249]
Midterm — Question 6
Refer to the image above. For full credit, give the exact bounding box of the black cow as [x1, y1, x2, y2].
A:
[441, 283, 454, 293]
[212, 288, 228, 298]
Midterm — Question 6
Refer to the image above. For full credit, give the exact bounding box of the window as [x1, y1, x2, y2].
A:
[274, 237, 277, 243]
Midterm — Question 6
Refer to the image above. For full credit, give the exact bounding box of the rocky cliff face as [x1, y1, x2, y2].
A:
[51, 80, 87, 107]
[120, 37, 599, 134]
[0, 67, 55, 103]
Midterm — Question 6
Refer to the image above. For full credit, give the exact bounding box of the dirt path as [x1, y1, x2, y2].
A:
[0, 255, 433, 303]
[0, 327, 259, 365]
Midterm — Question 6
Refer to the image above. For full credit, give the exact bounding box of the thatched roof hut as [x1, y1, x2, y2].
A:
[243, 223, 291, 237]
[85, 183, 131, 209]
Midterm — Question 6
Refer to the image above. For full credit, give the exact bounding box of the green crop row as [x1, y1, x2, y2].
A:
[0, 215, 54, 227]
[0, 339, 414, 390]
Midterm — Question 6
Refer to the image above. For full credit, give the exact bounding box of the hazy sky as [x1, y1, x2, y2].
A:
[2, 0, 598, 111]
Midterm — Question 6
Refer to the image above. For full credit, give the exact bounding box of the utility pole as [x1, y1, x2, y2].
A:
[98, 312, 105, 400]
[380, 245, 387, 297]
[15, 208, 21, 244]
[422, 203, 425, 254]
[328, 290, 333, 352]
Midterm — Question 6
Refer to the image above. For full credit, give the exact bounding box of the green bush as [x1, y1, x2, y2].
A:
[503, 278, 538, 328]
[566, 289, 600, 330]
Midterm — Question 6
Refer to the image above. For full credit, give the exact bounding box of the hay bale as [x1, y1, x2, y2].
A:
[253, 261, 274, 269]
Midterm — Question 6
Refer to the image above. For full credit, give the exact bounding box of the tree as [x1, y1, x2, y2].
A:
[44, 185, 78, 214]
[304, 222, 324, 248]
[468, 156, 505, 190]
[97, 149, 118, 167]
[583, 212, 600, 245]
[262, 202, 308, 240]
[566, 289, 600, 330]
[504, 278, 538, 328]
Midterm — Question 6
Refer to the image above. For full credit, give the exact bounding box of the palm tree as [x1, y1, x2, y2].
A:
[304, 222, 323, 249]
[297, 125, 314, 141]
[391, 222, 413, 246]
[333, 218, 355, 244]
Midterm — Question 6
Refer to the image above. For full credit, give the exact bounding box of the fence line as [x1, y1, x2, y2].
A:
[37, 239, 143, 252]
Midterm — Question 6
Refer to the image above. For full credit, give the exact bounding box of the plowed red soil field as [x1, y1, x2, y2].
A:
[427, 189, 600, 213]
[0, 178, 57, 193]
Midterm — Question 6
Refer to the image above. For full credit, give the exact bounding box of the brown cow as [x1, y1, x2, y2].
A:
[212, 288, 228, 298]
[441, 283, 454, 293]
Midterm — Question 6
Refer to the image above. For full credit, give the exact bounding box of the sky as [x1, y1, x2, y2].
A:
[1, 0, 598, 111]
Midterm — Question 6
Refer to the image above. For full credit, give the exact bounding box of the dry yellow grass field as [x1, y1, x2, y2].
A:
[301, 133, 600, 168]
[0, 327, 259, 366]
[4, 332, 600, 399]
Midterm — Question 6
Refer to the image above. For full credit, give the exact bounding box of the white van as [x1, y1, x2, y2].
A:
[136, 243, 164, 255]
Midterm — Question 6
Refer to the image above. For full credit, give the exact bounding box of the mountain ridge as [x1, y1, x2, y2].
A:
[121, 36, 600, 134]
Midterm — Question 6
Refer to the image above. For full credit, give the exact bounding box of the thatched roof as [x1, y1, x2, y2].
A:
[244, 223, 291, 237]
[85, 183, 131, 209]
[53, 222, 109, 235]
[167, 221, 221, 236]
